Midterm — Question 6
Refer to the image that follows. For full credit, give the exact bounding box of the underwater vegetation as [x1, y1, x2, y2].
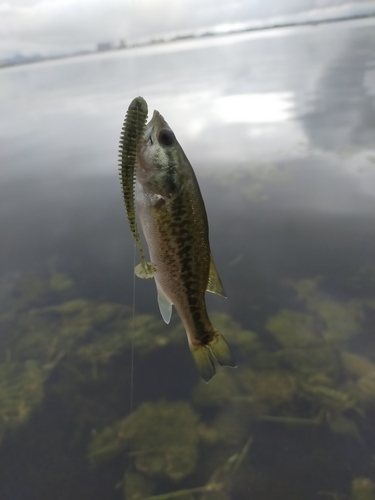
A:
[0, 269, 375, 499]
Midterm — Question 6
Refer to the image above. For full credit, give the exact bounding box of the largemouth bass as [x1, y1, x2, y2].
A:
[120, 97, 236, 382]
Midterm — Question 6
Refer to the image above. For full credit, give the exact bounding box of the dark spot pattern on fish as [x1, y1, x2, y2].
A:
[131, 100, 235, 379]
[160, 191, 211, 344]
[163, 151, 179, 196]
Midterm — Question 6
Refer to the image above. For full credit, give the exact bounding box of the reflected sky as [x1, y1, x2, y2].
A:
[2, 19, 375, 500]
[0, 17, 375, 331]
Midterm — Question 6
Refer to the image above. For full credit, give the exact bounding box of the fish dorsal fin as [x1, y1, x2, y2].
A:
[156, 283, 173, 324]
[207, 254, 226, 298]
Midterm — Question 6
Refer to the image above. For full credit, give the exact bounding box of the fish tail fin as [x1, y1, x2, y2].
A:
[209, 331, 237, 369]
[190, 344, 216, 383]
[190, 332, 236, 383]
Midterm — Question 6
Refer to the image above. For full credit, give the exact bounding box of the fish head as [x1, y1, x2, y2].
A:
[137, 110, 183, 199]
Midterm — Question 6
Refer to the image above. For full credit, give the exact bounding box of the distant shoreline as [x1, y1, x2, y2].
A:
[1, 12, 374, 70]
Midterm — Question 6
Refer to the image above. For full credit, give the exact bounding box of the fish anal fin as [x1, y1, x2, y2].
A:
[207, 254, 226, 298]
[157, 284, 173, 324]
[190, 344, 216, 383]
[135, 262, 157, 279]
[209, 332, 236, 368]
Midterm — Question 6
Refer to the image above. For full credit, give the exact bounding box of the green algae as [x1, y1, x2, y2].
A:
[209, 312, 260, 354]
[267, 309, 318, 348]
[122, 472, 155, 500]
[1, 268, 375, 499]
[89, 401, 201, 480]
[49, 270, 74, 292]
[351, 479, 375, 500]
[0, 360, 44, 439]
[291, 278, 364, 343]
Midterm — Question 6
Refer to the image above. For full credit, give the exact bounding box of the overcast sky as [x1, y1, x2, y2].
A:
[1, 0, 374, 59]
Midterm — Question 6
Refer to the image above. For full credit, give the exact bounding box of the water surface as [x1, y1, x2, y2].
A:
[1, 18, 375, 500]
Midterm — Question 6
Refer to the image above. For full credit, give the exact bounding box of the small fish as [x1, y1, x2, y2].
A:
[120, 97, 236, 382]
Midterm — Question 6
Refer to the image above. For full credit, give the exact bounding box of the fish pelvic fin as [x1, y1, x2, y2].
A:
[190, 332, 236, 383]
[156, 283, 173, 324]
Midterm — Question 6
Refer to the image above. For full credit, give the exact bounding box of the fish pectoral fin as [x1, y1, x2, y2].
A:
[135, 262, 157, 279]
[206, 254, 226, 298]
[156, 284, 173, 324]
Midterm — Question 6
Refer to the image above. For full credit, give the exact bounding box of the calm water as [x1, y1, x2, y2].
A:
[1, 18, 375, 500]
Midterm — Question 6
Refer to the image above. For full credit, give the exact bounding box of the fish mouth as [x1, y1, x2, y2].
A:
[144, 110, 169, 141]
[144, 110, 159, 140]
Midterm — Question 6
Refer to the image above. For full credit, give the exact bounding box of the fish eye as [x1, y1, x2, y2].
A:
[158, 129, 175, 147]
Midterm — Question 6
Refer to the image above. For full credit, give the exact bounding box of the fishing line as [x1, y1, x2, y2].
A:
[131, 244, 137, 403]
[128, 241, 137, 473]
[131, 0, 140, 95]
[128, 0, 140, 474]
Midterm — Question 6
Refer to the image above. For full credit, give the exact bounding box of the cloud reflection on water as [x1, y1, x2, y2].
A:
[214, 92, 293, 123]
[0, 18, 374, 308]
